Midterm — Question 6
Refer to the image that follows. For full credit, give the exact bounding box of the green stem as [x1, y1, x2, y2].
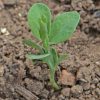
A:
[43, 39, 49, 51]
[50, 69, 59, 90]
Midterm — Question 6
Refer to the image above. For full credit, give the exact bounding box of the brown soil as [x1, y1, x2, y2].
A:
[0, 0, 100, 100]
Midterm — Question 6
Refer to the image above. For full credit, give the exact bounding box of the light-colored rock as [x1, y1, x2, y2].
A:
[60, 69, 75, 86]
[0, 27, 10, 35]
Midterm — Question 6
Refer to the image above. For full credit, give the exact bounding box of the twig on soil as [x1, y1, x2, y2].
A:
[15, 85, 39, 100]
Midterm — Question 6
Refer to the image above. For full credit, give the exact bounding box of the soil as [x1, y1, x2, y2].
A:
[0, 0, 100, 100]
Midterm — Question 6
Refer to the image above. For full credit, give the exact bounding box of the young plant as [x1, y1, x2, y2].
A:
[24, 3, 80, 90]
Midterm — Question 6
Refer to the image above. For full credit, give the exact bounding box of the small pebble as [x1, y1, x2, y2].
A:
[92, 78, 99, 84]
[1, 28, 7, 33]
[60, 69, 75, 86]
[40, 89, 49, 98]
[93, 10, 100, 18]
[58, 94, 65, 100]
[61, 87, 70, 97]
[95, 88, 100, 96]
[18, 13, 22, 17]
[0, 28, 10, 35]
[71, 85, 83, 97]
[95, 61, 100, 66]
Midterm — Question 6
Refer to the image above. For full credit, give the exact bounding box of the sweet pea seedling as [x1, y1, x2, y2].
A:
[24, 3, 80, 90]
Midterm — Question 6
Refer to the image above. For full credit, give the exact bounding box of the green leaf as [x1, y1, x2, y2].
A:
[49, 11, 80, 44]
[23, 39, 43, 52]
[28, 3, 51, 40]
[26, 53, 50, 60]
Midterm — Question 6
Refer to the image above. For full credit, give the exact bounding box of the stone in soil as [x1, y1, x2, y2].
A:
[83, 83, 90, 91]
[24, 78, 43, 95]
[0, 27, 10, 35]
[95, 88, 100, 96]
[15, 85, 39, 100]
[0, 0, 100, 100]
[29, 66, 42, 79]
[60, 69, 75, 86]
[93, 10, 100, 18]
[76, 67, 91, 82]
[71, 85, 83, 97]
[61, 87, 70, 97]
[40, 89, 49, 99]
[58, 94, 65, 100]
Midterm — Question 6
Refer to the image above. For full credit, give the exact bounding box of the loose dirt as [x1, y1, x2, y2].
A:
[0, 0, 100, 100]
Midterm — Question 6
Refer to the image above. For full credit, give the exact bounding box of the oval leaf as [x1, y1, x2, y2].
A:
[28, 3, 51, 40]
[49, 11, 80, 44]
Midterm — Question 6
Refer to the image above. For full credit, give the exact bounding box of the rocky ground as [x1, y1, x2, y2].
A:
[0, 0, 100, 100]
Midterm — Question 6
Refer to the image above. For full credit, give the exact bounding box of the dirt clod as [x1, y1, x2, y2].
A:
[76, 67, 91, 82]
[40, 89, 49, 98]
[0, 0, 100, 99]
[24, 78, 44, 95]
[61, 87, 70, 97]
[60, 69, 75, 86]
[3, 0, 17, 5]
[95, 88, 100, 96]
[15, 85, 39, 100]
[71, 85, 83, 97]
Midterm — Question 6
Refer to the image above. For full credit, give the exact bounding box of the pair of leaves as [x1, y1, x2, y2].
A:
[26, 3, 80, 89]
[24, 39, 67, 65]
[28, 3, 80, 44]
[43, 48, 67, 71]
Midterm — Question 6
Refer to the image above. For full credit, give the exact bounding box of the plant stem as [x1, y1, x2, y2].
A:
[50, 70, 59, 90]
